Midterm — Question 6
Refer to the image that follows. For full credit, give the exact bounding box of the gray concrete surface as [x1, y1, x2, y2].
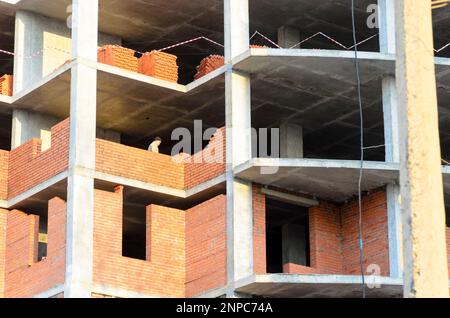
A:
[235, 158, 399, 202]
[235, 274, 403, 298]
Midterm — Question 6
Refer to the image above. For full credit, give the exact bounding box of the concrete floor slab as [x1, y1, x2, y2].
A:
[234, 158, 399, 202]
[235, 274, 403, 298]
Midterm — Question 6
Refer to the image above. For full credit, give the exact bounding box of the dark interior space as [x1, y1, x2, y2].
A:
[250, 0, 380, 52]
[0, 112, 11, 151]
[265, 197, 310, 274]
[38, 213, 48, 262]
[0, 10, 14, 76]
[122, 188, 147, 260]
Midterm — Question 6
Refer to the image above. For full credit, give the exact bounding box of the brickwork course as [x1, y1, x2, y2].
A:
[0, 1, 449, 299]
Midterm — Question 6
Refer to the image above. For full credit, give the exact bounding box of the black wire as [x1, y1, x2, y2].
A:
[351, 0, 366, 298]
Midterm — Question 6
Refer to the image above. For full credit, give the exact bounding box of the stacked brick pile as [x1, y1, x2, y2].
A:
[0, 75, 13, 96]
[97, 45, 139, 72]
[138, 50, 179, 83]
[194, 45, 267, 80]
[194, 55, 225, 80]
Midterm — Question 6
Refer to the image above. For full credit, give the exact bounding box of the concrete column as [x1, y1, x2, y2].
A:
[11, 110, 59, 151]
[280, 123, 303, 158]
[386, 184, 403, 278]
[224, 0, 253, 298]
[395, 0, 449, 297]
[378, 0, 396, 54]
[278, 26, 300, 49]
[379, 1, 403, 280]
[13, 11, 72, 94]
[64, 0, 98, 298]
[282, 224, 307, 267]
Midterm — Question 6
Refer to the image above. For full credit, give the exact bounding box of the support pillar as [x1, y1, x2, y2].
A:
[224, 0, 253, 298]
[64, 0, 98, 298]
[379, 0, 403, 280]
[395, 0, 448, 297]
[277, 26, 300, 49]
[280, 122, 303, 158]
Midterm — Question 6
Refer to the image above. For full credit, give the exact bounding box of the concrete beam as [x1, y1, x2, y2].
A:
[64, 0, 98, 298]
[395, 0, 449, 297]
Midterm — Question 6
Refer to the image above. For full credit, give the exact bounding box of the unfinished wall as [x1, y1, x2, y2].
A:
[253, 185, 391, 277]
[185, 195, 226, 297]
[341, 190, 390, 276]
[96, 139, 185, 189]
[253, 185, 266, 274]
[0, 210, 5, 297]
[309, 201, 343, 274]
[0, 150, 8, 201]
[93, 187, 185, 297]
[184, 127, 226, 189]
[7, 119, 69, 199]
[1, 197, 66, 298]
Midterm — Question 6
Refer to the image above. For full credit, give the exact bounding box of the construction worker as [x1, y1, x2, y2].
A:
[148, 137, 162, 153]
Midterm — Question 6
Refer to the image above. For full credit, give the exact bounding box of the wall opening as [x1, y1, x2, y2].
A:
[122, 189, 147, 260]
[265, 197, 310, 273]
[38, 214, 48, 261]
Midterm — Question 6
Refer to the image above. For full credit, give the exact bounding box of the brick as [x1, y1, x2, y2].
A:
[138, 51, 179, 83]
[0, 75, 13, 96]
[98, 45, 139, 72]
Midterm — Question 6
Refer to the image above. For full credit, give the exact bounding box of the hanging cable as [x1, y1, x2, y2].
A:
[350, 0, 366, 298]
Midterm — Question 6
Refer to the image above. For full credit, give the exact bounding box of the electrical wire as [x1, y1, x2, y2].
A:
[350, 0, 366, 298]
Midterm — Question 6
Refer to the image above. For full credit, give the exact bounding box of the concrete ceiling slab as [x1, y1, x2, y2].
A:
[235, 158, 399, 203]
[9, 61, 226, 142]
[235, 274, 403, 298]
[0, 0, 224, 45]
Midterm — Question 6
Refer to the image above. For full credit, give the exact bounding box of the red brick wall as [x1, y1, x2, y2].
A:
[184, 127, 226, 189]
[0, 75, 13, 96]
[341, 190, 390, 276]
[309, 201, 343, 274]
[0, 150, 8, 200]
[253, 187, 390, 277]
[185, 195, 226, 297]
[3, 197, 66, 297]
[139, 51, 179, 83]
[253, 185, 266, 274]
[7, 119, 69, 199]
[0, 210, 6, 297]
[93, 187, 185, 297]
[96, 139, 185, 189]
[98, 46, 139, 73]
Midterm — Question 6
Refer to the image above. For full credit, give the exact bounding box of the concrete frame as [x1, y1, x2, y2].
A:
[0, 0, 449, 299]
[64, 0, 98, 298]
[224, 0, 254, 298]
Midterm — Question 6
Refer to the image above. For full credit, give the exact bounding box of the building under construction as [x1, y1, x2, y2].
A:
[0, 0, 448, 298]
